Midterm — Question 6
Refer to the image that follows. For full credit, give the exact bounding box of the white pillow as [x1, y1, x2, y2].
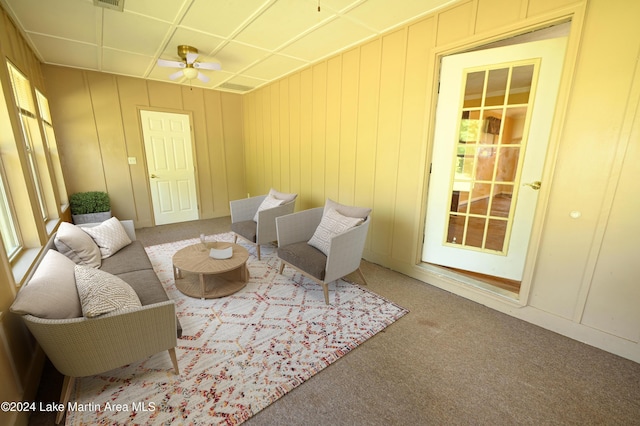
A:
[82, 217, 132, 259]
[10, 250, 82, 319]
[54, 222, 101, 268]
[74, 264, 141, 318]
[253, 194, 285, 222]
[308, 208, 364, 256]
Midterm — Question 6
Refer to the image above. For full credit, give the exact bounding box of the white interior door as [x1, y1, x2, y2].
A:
[422, 37, 567, 281]
[140, 110, 199, 225]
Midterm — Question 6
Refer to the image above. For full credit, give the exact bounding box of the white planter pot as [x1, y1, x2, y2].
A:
[72, 211, 112, 225]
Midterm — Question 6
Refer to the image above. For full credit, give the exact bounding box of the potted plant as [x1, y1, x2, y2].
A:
[69, 191, 112, 224]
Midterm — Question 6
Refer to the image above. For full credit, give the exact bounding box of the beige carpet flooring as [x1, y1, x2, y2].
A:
[29, 217, 640, 425]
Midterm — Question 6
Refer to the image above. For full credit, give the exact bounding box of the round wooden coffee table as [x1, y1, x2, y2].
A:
[172, 242, 249, 299]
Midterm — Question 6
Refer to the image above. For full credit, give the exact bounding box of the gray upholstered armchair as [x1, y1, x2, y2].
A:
[230, 189, 297, 260]
[275, 199, 371, 304]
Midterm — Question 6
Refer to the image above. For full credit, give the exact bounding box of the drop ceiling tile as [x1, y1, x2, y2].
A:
[280, 16, 375, 62]
[5, 0, 99, 43]
[103, 10, 173, 56]
[242, 54, 308, 80]
[27, 34, 99, 69]
[101, 49, 155, 77]
[180, 0, 268, 38]
[235, 0, 335, 50]
[162, 27, 226, 59]
[122, 0, 186, 23]
[212, 41, 270, 73]
[347, 0, 454, 32]
[219, 75, 267, 92]
[317, 0, 365, 14]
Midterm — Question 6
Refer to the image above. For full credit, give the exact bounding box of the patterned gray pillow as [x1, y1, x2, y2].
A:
[82, 217, 132, 259]
[74, 264, 141, 318]
[308, 208, 364, 256]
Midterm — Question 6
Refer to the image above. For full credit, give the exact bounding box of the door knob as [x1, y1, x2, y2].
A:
[523, 180, 541, 190]
[150, 174, 158, 179]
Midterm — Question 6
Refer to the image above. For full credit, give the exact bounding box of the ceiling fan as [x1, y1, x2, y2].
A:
[157, 45, 221, 83]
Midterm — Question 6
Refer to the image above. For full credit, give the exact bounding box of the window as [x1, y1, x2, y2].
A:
[7, 62, 50, 220]
[36, 90, 68, 207]
[0, 167, 20, 259]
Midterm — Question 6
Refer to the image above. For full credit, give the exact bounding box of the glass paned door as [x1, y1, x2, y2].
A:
[422, 37, 568, 282]
[447, 64, 534, 254]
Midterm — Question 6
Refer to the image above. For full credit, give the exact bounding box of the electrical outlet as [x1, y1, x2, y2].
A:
[127, 157, 137, 165]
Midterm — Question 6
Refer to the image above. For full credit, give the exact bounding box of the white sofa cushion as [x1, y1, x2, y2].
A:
[10, 250, 82, 319]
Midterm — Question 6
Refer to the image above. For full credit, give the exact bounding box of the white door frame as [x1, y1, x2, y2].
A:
[418, 29, 575, 306]
[139, 108, 200, 226]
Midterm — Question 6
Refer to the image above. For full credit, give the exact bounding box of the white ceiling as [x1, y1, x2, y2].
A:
[1, 0, 457, 93]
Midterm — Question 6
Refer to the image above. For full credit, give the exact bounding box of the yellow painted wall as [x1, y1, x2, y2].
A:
[1, 3, 640, 419]
[0, 8, 50, 425]
[42, 66, 246, 228]
[241, 0, 640, 362]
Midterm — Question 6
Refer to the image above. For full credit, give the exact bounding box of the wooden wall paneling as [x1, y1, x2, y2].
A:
[2, 13, 23, 70]
[243, 92, 258, 197]
[260, 88, 272, 194]
[117, 76, 152, 226]
[392, 18, 435, 263]
[582, 102, 640, 340]
[325, 56, 342, 203]
[311, 63, 327, 207]
[251, 89, 265, 196]
[279, 80, 291, 194]
[354, 39, 381, 225]
[86, 72, 136, 220]
[270, 83, 281, 192]
[182, 86, 212, 218]
[527, 0, 635, 319]
[299, 68, 313, 209]
[0, 326, 21, 426]
[204, 90, 230, 217]
[475, 0, 528, 34]
[220, 92, 245, 204]
[288, 74, 302, 201]
[147, 80, 183, 110]
[44, 67, 105, 194]
[1, 312, 34, 380]
[338, 48, 360, 204]
[435, 1, 476, 47]
[371, 29, 406, 256]
[526, 0, 582, 18]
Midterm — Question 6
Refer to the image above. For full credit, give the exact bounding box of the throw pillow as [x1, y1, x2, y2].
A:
[10, 250, 82, 319]
[74, 264, 142, 318]
[82, 217, 132, 259]
[324, 198, 371, 219]
[54, 222, 102, 268]
[269, 188, 298, 203]
[308, 208, 364, 256]
[253, 194, 285, 222]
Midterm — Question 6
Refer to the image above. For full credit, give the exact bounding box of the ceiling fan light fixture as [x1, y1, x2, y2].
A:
[183, 66, 198, 79]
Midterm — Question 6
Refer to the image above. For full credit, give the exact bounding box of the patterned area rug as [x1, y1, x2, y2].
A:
[66, 233, 408, 425]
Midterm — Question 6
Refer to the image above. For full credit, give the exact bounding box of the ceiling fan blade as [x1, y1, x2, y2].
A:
[186, 51, 198, 64]
[193, 62, 221, 71]
[169, 70, 184, 80]
[158, 59, 185, 68]
[197, 72, 210, 83]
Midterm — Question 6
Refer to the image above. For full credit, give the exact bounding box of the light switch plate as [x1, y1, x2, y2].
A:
[127, 157, 137, 165]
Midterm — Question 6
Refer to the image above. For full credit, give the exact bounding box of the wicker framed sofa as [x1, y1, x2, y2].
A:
[10, 218, 181, 424]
